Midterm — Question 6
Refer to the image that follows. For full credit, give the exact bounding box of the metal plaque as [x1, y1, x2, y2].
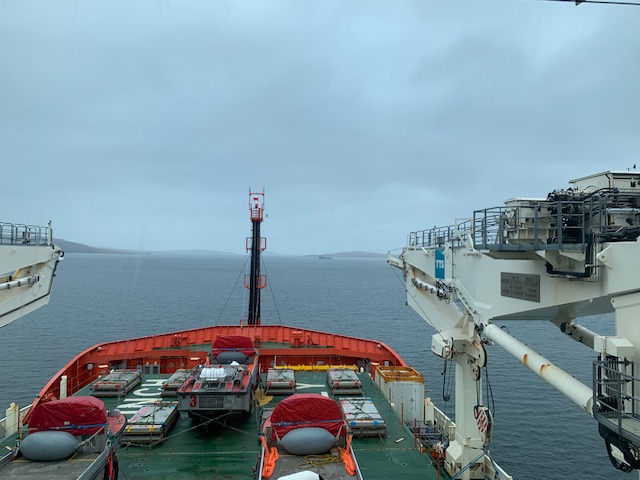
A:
[500, 273, 540, 302]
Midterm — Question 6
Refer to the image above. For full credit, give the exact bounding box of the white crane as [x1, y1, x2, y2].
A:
[389, 170, 640, 479]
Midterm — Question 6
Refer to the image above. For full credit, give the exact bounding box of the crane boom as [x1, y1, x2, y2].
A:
[389, 170, 640, 478]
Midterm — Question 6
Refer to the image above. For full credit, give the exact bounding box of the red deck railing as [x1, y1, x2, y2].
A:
[25, 324, 404, 422]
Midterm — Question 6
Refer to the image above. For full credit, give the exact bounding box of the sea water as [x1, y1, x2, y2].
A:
[0, 253, 627, 480]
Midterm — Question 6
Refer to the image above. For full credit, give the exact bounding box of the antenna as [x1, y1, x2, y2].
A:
[245, 190, 267, 325]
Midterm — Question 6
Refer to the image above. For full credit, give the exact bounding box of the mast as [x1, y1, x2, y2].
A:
[246, 191, 266, 325]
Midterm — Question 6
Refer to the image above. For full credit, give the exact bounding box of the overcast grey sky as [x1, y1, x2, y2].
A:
[1, 0, 638, 254]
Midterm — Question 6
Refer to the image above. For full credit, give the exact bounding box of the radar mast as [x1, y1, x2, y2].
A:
[246, 191, 266, 325]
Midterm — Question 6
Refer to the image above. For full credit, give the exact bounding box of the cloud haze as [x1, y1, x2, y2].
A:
[2, 0, 638, 254]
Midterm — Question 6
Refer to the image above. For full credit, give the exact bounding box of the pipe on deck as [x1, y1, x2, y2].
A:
[0, 275, 39, 290]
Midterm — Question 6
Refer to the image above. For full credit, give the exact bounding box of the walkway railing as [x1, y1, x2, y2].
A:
[0, 222, 52, 246]
[593, 357, 640, 447]
[407, 190, 640, 252]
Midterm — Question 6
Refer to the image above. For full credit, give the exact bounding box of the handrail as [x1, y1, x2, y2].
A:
[407, 190, 640, 253]
[593, 357, 640, 445]
[0, 222, 53, 247]
[408, 220, 472, 250]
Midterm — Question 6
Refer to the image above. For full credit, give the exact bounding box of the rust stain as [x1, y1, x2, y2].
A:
[523, 353, 528, 367]
[540, 363, 550, 375]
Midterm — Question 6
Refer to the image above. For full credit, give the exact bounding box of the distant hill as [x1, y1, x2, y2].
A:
[53, 239, 143, 254]
[309, 251, 386, 259]
[52, 239, 383, 258]
[53, 239, 239, 255]
[153, 249, 240, 256]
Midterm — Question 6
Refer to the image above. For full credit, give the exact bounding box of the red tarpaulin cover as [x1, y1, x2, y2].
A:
[212, 335, 256, 357]
[270, 393, 345, 439]
[29, 396, 108, 436]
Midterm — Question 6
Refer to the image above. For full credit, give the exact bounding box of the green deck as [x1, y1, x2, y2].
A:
[2, 371, 449, 480]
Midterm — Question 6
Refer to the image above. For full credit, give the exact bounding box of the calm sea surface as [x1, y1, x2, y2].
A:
[0, 254, 627, 480]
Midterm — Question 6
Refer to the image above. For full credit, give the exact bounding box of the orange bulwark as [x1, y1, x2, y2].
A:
[24, 324, 404, 422]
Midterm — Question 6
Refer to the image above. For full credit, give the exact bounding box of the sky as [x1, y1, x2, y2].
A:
[1, 0, 638, 255]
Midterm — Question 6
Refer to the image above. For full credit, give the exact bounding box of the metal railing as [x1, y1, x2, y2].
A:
[408, 220, 472, 250]
[0, 222, 52, 246]
[407, 190, 640, 252]
[473, 200, 588, 251]
[593, 357, 640, 446]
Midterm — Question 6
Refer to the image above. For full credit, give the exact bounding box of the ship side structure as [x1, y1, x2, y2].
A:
[0, 221, 63, 329]
[389, 170, 640, 478]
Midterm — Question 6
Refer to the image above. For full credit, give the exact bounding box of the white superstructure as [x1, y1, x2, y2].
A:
[0, 221, 63, 328]
[389, 171, 640, 478]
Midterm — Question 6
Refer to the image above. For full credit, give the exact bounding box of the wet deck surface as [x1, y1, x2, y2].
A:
[2, 371, 447, 480]
[0, 452, 103, 479]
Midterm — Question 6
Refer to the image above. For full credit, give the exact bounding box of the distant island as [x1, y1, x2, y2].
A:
[53, 239, 237, 255]
[308, 251, 386, 259]
[53, 239, 142, 254]
[53, 239, 385, 258]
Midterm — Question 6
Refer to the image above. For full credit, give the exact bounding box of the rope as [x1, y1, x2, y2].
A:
[298, 454, 344, 468]
[214, 256, 250, 325]
[484, 363, 496, 420]
[489, 454, 507, 480]
[261, 257, 283, 325]
[343, 397, 372, 423]
[75, 424, 107, 448]
[272, 419, 345, 428]
[121, 411, 234, 449]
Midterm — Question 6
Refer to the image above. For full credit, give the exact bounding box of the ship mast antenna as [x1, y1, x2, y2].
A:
[246, 190, 267, 325]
